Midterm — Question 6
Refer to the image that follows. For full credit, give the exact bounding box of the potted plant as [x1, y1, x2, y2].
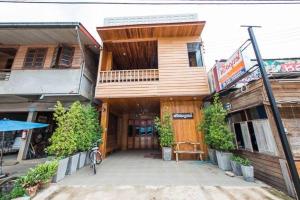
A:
[240, 157, 254, 182]
[201, 94, 235, 170]
[154, 113, 174, 161]
[35, 161, 58, 189]
[18, 170, 40, 198]
[230, 155, 242, 176]
[46, 102, 78, 182]
[77, 105, 102, 169]
[198, 102, 218, 165]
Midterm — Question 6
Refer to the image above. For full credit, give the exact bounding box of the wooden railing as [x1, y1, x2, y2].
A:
[0, 69, 11, 81]
[99, 69, 159, 83]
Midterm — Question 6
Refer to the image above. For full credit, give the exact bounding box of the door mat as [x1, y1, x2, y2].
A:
[144, 152, 162, 159]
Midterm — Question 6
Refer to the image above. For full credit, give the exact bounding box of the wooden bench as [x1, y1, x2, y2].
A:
[173, 142, 204, 163]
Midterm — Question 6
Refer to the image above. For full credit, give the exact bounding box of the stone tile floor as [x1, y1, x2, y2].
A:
[33, 150, 293, 199]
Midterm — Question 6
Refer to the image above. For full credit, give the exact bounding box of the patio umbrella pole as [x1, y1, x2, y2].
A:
[0, 131, 4, 176]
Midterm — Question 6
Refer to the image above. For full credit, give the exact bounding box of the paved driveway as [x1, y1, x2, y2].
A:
[34, 150, 292, 200]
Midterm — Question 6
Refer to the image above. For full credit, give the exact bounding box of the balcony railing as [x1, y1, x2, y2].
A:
[0, 69, 11, 81]
[99, 69, 159, 83]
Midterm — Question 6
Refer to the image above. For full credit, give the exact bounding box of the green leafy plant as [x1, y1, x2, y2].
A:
[154, 113, 174, 147]
[9, 182, 26, 199]
[46, 101, 102, 157]
[46, 101, 77, 157]
[198, 94, 235, 151]
[238, 157, 251, 166]
[17, 160, 59, 189]
[33, 160, 59, 183]
[0, 180, 26, 200]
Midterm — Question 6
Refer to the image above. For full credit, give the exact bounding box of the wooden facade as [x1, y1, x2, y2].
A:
[10, 45, 82, 70]
[221, 77, 300, 195]
[95, 20, 210, 159]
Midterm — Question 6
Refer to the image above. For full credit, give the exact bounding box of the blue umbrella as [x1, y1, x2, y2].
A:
[0, 119, 48, 177]
[0, 119, 48, 132]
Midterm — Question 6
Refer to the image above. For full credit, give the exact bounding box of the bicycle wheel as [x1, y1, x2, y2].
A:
[96, 151, 102, 165]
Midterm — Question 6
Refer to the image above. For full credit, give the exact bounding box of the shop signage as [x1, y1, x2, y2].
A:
[172, 113, 193, 119]
[217, 49, 250, 90]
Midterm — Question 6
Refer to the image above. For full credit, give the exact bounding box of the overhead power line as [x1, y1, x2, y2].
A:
[1, 0, 300, 5]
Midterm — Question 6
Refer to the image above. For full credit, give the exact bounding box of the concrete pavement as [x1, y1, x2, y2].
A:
[33, 150, 292, 200]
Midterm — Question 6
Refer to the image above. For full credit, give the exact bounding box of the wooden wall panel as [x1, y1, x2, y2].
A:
[95, 37, 210, 99]
[237, 150, 288, 193]
[160, 100, 207, 159]
[11, 45, 81, 70]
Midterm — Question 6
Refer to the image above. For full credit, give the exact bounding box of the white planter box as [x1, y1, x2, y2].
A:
[52, 157, 69, 183]
[241, 165, 254, 182]
[66, 153, 80, 175]
[208, 148, 218, 165]
[85, 151, 91, 165]
[216, 151, 232, 171]
[162, 147, 172, 161]
[230, 160, 242, 176]
[78, 151, 87, 169]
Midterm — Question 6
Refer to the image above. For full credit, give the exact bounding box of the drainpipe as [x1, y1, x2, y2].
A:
[76, 25, 86, 95]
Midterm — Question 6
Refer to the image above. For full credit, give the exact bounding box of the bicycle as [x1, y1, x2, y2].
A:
[89, 140, 102, 175]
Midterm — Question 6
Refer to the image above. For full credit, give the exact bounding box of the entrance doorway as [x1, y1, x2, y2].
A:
[103, 98, 160, 156]
[127, 119, 159, 149]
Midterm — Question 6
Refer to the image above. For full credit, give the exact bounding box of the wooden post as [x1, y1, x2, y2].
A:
[17, 111, 37, 162]
[117, 116, 123, 150]
[121, 114, 129, 150]
[100, 102, 109, 158]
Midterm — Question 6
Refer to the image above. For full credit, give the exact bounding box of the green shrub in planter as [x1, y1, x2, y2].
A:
[237, 157, 254, 182]
[199, 94, 235, 170]
[230, 155, 243, 176]
[46, 102, 77, 157]
[154, 113, 174, 161]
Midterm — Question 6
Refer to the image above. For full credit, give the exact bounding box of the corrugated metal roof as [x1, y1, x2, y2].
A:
[104, 13, 198, 26]
[0, 22, 100, 48]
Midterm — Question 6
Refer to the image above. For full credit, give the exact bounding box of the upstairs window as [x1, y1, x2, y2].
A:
[51, 46, 75, 68]
[187, 42, 203, 67]
[23, 48, 47, 69]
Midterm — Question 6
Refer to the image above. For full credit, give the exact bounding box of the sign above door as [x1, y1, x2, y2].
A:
[172, 113, 193, 119]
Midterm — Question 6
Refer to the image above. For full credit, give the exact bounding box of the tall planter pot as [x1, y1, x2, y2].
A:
[78, 151, 87, 169]
[52, 157, 69, 183]
[241, 165, 254, 182]
[208, 148, 218, 165]
[66, 153, 80, 175]
[85, 150, 91, 166]
[230, 160, 242, 176]
[216, 150, 232, 171]
[162, 147, 172, 161]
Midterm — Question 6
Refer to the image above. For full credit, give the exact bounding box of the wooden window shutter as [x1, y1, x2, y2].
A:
[51, 47, 59, 68]
[58, 46, 75, 68]
[253, 119, 278, 155]
[240, 122, 253, 152]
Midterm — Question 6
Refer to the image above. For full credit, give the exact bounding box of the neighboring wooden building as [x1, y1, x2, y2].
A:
[0, 22, 100, 160]
[209, 59, 300, 196]
[95, 14, 210, 159]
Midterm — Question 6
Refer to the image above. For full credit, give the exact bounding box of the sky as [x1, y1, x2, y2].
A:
[0, 2, 299, 68]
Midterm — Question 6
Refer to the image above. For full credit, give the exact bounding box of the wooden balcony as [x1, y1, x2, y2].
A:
[99, 69, 159, 83]
[95, 67, 210, 99]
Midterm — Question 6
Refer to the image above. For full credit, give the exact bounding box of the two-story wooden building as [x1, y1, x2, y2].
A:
[95, 14, 210, 158]
[0, 22, 100, 160]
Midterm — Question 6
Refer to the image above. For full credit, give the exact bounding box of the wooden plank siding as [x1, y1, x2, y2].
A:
[95, 37, 209, 98]
[160, 100, 207, 159]
[11, 45, 82, 70]
[237, 150, 288, 193]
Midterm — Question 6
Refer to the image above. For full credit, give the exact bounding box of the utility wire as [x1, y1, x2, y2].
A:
[1, 0, 300, 4]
